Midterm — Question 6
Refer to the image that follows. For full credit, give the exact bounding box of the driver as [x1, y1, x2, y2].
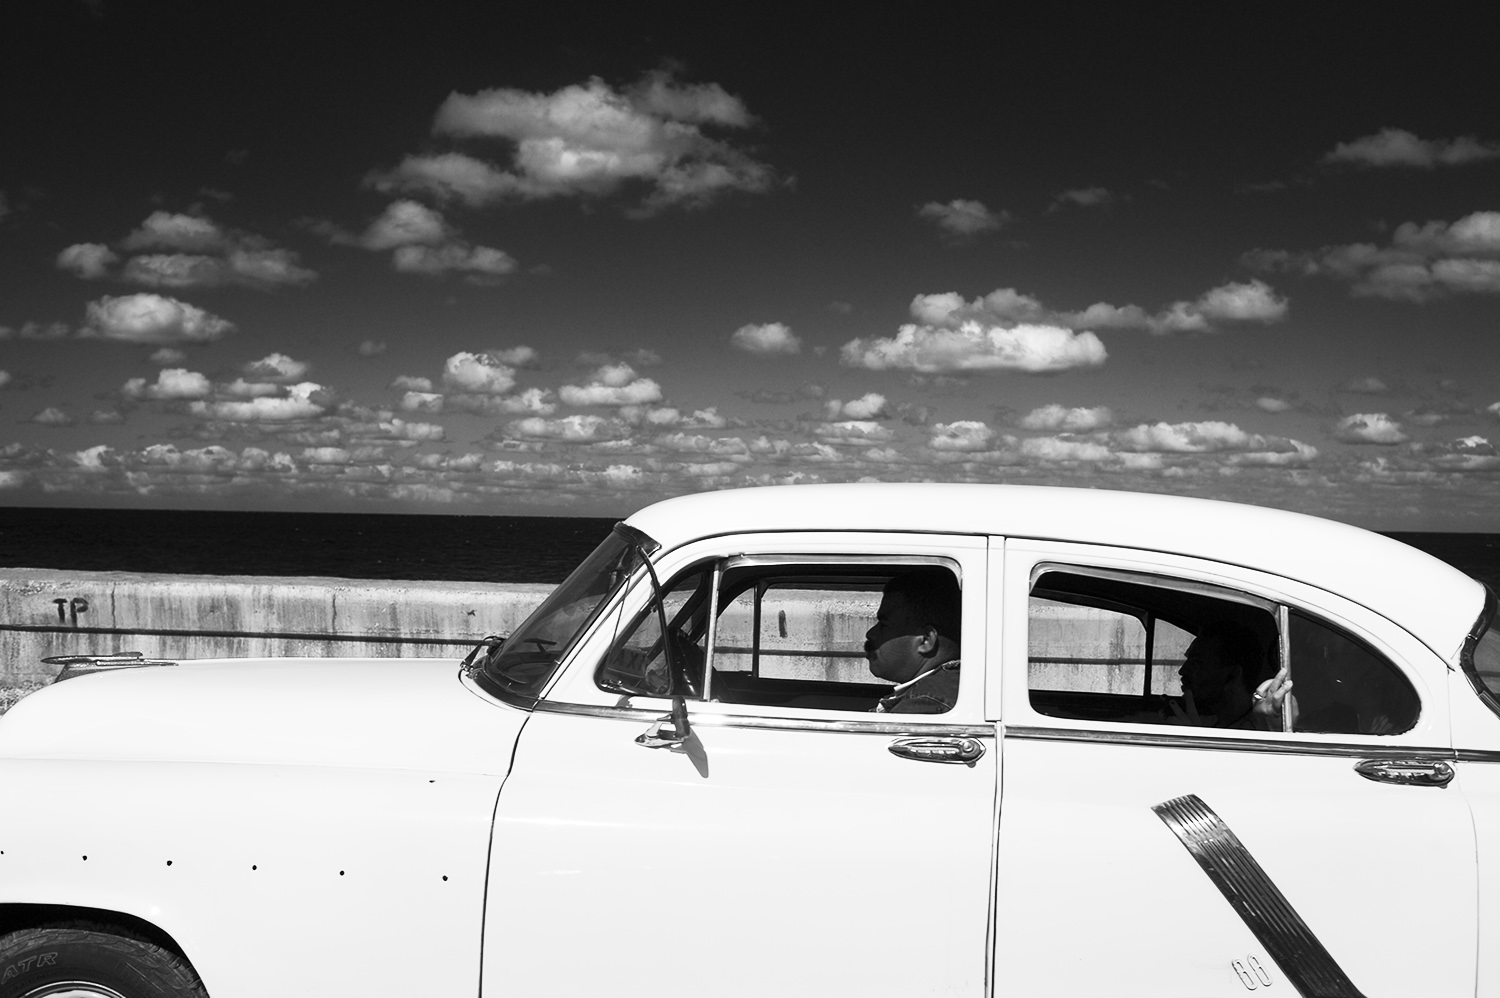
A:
[863, 569, 962, 713]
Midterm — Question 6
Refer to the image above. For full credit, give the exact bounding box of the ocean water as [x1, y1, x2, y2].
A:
[1, 507, 1499, 591]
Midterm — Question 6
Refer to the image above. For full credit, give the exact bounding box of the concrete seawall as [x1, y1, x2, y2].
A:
[1, 569, 555, 687]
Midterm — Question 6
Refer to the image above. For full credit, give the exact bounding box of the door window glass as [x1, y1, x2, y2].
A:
[598, 561, 962, 713]
[1027, 566, 1418, 734]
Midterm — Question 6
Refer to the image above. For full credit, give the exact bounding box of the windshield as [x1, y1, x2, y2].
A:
[478, 525, 651, 698]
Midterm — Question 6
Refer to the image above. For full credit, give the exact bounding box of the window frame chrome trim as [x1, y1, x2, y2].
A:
[533, 696, 992, 737]
[1004, 723, 1451, 760]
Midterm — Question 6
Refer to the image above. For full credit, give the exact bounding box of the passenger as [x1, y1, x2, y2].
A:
[1168, 620, 1291, 730]
[864, 569, 961, 713]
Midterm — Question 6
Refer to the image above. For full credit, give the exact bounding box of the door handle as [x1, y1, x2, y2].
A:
[889, 737, 986, 766]
[1353, 758, 1454, 788]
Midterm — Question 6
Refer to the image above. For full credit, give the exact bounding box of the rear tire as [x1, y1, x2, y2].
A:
[0, 923, 205, 998]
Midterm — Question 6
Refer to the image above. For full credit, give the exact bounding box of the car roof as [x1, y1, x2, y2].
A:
[625, 483, 1486, 663]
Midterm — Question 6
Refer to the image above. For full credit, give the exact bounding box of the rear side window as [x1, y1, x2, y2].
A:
[1028, 566, 1419, 735]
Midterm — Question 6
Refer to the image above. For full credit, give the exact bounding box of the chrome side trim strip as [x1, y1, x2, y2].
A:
[1005, 724, 1451, 760]
[532, 698, 992, 737]
[1454, 749, 1500, 763]
[1153, 794, 1366, 998]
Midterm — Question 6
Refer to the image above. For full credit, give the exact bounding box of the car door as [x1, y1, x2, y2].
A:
[992, 538, 1476, 998]
[481, 532, 997, 998]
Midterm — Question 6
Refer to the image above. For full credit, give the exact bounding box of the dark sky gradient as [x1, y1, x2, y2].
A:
[3, 2, 1499, 528]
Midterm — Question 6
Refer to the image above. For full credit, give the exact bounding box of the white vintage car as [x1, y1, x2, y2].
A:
[3, 483, 1498, 998]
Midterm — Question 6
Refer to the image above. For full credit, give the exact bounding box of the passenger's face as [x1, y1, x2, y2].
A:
[865, 591, 928, 684]
[1179, 636, 1235, 711]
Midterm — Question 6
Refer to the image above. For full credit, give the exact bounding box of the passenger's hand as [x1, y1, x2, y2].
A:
[1253, 666, 1296, 730]
[1165, 690, 1205, 726]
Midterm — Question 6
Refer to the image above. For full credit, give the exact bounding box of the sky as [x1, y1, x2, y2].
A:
[2, 3, 1499, 529]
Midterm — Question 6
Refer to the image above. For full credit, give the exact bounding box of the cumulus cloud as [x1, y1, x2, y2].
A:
[560, 363, 663, 406]
[390, 375, 434, 392]
[731, 322, 802, 355]
[357, 340, 388, 357]
[188, 382, 335, 422]
[1256, 396, 1293, 413]
[442, 351, 517, 394]
[1248, 211, 1500, 301]
[841, 322, 1107, 374]
[507, 414, 625, 442]
[244, 353, 310, 382]
[150, 348, 187, 365]
[916, 199, 1008, 238]
[1116, 421, 1258, 452]
[1334, 413, 1409, 445]
[57, 243, 118, 279]
[369, 70, 775, 214]
[1020, 404, 1114, 431]
[814, 420, 895, 444]
[1324, 128, 1500, 168]
[360, 200, 453, 249]
[929, 421, 997, 452]
[83, 294, 234, 343]
[122, 367, 213, 401]
[399, 391, 444, 414]
[907, 280, 1287, 336]
[29, 407, 75, 427]
[825, 393, 887, 420]
[68, 212, 316, 290]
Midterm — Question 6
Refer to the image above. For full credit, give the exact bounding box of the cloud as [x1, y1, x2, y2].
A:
[67, 212, 318, 289]
[1334, 413, 1409, 445]
[825, 393, 887, 420]
[390, 375, 434, 392]
[188, 382, 334, 422]
[1341, 376, 1389, 395]
[84, 294, 233, 343]
[560, 363, 663, 406]
[1050, 187, 1114, 210]
[916, 199, 1008, 237]
[507, 414, 626, 442]
[361, 200, 453, 249]
[1256, 396, 1292, 413]
[121, 212, 227, 252]
[399, 391, 444, 414]
[1115, 420, 1281, 453]
[493, 346, 540, 367]
[371, 71, 774, 214]
[57, 243, 119, 278]
[907, 280, 1287, 336]
[29, 407, 76, 427]
[1020, 404, 1114, 431]
[814, 420, 894, 444]
[1248, 211, 1500, 301]
[929, 421, 996, 452]
[731, 322, 802, 355]
[122, 367, 213, 400]
[243, 353, 310, 382]
[150, 348, 187, 365]
[393, 243, 517, 281]
[1324, 128, 1500, 168]
[442, 351, 517, 394]
[841, 322, 1107, 373]
[357, 340, 388, 357]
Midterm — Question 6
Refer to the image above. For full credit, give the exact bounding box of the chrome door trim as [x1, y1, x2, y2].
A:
[1154, 794, 1366, 998]
[1004, 723, 1451, 760]
[533, 697, 992, 738]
